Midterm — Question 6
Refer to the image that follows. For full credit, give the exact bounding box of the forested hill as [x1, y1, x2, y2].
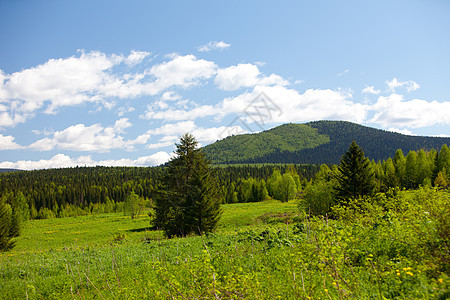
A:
[203, 121, 450, 164]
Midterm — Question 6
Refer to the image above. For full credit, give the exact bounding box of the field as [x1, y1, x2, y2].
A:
[1, 191, 449, 299]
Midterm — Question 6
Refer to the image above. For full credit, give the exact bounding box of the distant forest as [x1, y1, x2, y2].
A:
[0, 164, 320, 219]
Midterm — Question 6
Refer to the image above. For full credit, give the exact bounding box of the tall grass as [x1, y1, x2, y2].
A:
[1, 190, 448, 299]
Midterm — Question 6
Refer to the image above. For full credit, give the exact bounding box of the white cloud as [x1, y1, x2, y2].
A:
[29, 118, 139, 152]
[214, 63, 288, 91]
[0, 51, 218, 127]
[0, 134, 23, 150]
[362, 85, 380, 95]
[386, 78, 420, 92]
[387, 128, 415, 136]
[124, 50, 151, 66]
[141, 121, 249, 149]
[198, 41, 231, 52]
[148, 54, 217, 92]
[117, 105, 135, 117]
[113, 118, 132, 133]
[147, 121, 197, 136]
[0, 152, 171, 170]
[433, 133, 450, 138]
[221, 85, 368, 124]
[370, 93, 450, 128]
[160, 91, 181, 101]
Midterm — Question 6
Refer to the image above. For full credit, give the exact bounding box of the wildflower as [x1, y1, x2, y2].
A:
[406, 271, 413, 276]
[396, 272, 401, 276]
[324, 288, 328, 293]
[332, 282, 337, 286]
[438, 278, 443, 284]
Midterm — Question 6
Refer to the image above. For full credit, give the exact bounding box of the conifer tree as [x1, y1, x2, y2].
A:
[154, 133, 222, 237]
[335, 141, 375, 201]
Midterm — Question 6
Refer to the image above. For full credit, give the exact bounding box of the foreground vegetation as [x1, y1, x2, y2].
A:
[1, 188, 448, 299]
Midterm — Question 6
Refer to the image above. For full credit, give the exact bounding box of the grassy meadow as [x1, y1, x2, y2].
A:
[1, 191, 449, 299]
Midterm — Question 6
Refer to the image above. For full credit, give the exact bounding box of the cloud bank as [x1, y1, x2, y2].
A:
[1, 49, 449, 170]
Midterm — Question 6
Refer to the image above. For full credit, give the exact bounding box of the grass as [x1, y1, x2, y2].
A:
[0, 190, 449, 299]
[6, 200, 298, 255]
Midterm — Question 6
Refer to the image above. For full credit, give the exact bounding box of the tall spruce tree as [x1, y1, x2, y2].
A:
[154, 133, 222, 237]
[335, 141, 375, 201]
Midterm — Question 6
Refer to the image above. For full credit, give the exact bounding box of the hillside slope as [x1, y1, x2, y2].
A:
[203, 121, 450, 164]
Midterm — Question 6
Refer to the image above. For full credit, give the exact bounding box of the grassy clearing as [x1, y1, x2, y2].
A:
[6, 200, 298, 255]
[1, 191, 449, 299]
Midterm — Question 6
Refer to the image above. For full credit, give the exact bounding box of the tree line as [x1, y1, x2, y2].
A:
[1, 136, 449, 247]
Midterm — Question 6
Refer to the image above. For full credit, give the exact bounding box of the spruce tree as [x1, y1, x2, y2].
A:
[154, 133, 222, 237]
[335, 141, 375, 201]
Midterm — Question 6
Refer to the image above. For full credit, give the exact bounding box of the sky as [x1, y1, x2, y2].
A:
[1, 0, 450, 170]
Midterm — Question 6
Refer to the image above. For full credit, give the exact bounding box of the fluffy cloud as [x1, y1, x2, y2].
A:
[124, 50, 151, 66]
[370, 94, 450, 128]
[141, 121, 249, 149]
[386, 78, 420, 93]
[0, 51, 217, 127]
[0, 152, 171, 170]
[148, 54, 217, 92]
[198, 41, 231, 52]
[220, 85, 368, 125]
[29, 118, 139, 152]
[362, 85, 380, 95]
[214, 63, 288, 91]
[143, 84, 369, 126]
[0, 134, 23, 150]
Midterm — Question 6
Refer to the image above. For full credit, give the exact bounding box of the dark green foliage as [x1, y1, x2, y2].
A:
[0, 164, 320, 218]
[0, 202, 15, 251]
[335, 141, 375, 200]
[0, 166, 161, 218]
[0, 192, 30, 251]
[155, 133, 222, 237]
[203, 121, 450, 164]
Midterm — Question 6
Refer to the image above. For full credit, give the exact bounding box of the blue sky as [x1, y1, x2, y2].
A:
[1, 0, 449, 169]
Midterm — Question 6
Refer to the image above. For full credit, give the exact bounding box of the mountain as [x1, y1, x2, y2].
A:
[203, 121, 450, 164]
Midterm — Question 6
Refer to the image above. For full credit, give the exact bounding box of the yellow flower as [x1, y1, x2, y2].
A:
[324, 289, 328, 293]
[396, 272, 401, 276]
[406, 271, 413, 276]
[438, 278, 443, 284]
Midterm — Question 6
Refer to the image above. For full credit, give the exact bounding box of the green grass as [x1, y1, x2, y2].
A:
[7, 200, 297, 255]
[11, 213, 157, 254]
[1, 191, 449, 299]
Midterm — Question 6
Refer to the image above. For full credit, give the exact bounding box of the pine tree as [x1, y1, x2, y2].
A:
[335, 141, 375, 201]
[154, 133, 222, 237]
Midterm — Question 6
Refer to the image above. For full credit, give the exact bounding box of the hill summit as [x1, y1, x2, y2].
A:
[202, 121, 450, 164]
